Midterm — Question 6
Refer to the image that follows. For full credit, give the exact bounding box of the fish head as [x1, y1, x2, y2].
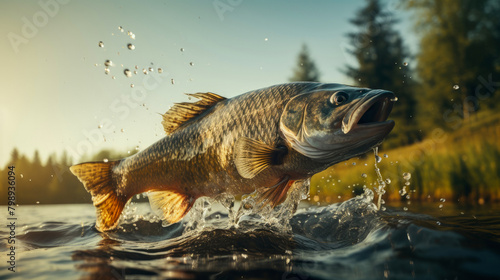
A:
[280, 84, 395, 164]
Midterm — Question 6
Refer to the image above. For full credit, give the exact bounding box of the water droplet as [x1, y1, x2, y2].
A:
[189, 62, 194, 66]
[158, 68, 163, 73]
[124, 69, 132, 77]
[127, 43, 135, 50]
[103, 158, 109, 163]
[104, 60, 113, 67]
[403, 172, 411, 180]
[403, 62, 408, 66]
[98, 41, 104, 48]
[180, 48, 184, 52]
[148, 67, 154, 72]
[361, 173, 367, 178]
[171, 78, 175, 84]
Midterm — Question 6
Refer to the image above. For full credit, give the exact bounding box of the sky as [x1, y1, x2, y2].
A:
[0, 0, 417, 166]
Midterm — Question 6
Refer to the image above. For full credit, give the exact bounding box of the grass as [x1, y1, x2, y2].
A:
[310, 115, 500, 204]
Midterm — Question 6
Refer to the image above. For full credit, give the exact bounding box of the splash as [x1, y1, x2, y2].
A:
[373, 147, 387, 210]
[181, 180, 311, 235]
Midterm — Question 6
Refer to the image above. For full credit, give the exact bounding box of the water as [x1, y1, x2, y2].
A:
[2, 195, 500, 280]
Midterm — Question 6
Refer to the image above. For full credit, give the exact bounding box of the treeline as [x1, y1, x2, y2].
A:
[290, 0, 500, 148]
[0, 148, 137, 205]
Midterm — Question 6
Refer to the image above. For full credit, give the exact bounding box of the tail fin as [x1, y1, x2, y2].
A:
[70, 161, 128, 231]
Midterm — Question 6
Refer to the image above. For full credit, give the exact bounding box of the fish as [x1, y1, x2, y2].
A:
[70, 82, 395, 231]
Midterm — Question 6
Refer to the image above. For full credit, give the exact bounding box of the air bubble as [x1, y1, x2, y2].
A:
[124, 69, 132, 77]
[127, 43, 135, 50]
[403, 172, 411, 180]
[403, 62, 408, 66]
[121, 128, 125, 132]
[375, 155, 382, 163]
[104, 60, 113, 67]
[135, 146, 139, 151]
[143, 69, 148, 75]
[171, 79, 175, 84]
[361, 173, 367, 178]
[385, 178, 391, 184]
[440, 198, 446, 202]
[189, 62, 194, 66]
[158, 68, 163, 73]
[104, 68, 110, 75]
[390, 97, 399, 102]
[98, 41, 104, 48]
[453, 85, 460, 90]
[103, 158, 109, 163]
[383, 154, 388, 158]
[98, 124, 103, 129]
[130, 84, 134, 88]
[148, 67, 154, 72]
[180, 48, 184, 52]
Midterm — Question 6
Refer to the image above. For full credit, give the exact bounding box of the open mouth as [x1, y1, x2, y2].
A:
[342, 90, 396, 134]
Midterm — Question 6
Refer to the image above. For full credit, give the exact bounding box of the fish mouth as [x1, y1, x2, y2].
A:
[342, 90, 395, 134]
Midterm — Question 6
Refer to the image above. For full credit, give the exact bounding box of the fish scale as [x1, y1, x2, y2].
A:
[70, 82, 395, 231]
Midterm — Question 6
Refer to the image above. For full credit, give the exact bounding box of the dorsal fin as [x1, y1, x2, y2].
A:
[161, 92, 226, 135]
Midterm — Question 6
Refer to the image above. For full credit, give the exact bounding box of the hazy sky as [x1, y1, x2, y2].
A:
[0, 0, 415, 166]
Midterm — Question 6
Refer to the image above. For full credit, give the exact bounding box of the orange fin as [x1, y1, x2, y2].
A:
[148, 191, 195, 224]
[70, 161, 128, 231]
[234, 137, 288, 179]
[257, 177, 294, 208]
[161, 92, 226, 135]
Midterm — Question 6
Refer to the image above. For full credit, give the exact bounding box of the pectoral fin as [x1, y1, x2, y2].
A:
[233, 137, 287, 179]
[148, 191, 195, 224]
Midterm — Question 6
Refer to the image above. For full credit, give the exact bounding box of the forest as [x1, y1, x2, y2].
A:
[1, 0, 499, 205]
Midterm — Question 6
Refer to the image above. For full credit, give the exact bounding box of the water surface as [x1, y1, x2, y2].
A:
[1, 196, 500, 280]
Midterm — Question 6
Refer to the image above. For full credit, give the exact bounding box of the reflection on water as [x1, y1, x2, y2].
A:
[3, 197, 500, 279]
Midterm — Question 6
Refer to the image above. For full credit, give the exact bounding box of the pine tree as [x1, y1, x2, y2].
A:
[345, 0, 419, 146]
[289, 44, 320, 82]
[405, 0, 500, 131]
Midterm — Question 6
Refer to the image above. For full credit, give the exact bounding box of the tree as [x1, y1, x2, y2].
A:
[344, 0, 419, 146]
[289, 44, 320, 82]
[405, 0, 500, 131]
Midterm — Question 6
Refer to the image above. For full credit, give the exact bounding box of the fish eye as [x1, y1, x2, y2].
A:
[330, 92, 348, 105]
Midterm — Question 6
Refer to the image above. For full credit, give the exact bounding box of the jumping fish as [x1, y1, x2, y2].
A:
[70, 82, 395, 231]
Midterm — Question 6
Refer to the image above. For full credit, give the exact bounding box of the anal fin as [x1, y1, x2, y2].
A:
[148, 191, 195, 224]
[257, 176, 295, 208]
